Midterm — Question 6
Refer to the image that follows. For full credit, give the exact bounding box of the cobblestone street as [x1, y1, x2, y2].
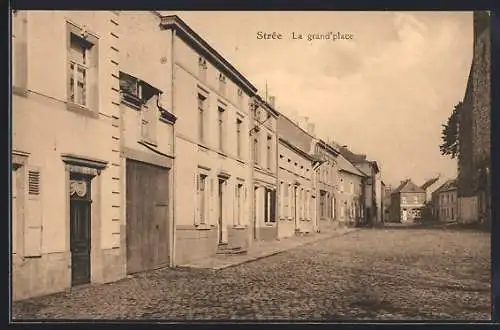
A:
[12, 227, 491, 321]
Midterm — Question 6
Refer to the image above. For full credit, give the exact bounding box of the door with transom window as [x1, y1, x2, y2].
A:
[69, 173, 92, 286]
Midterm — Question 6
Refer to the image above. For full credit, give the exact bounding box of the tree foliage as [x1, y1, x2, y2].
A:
[440, 102, 462, 159]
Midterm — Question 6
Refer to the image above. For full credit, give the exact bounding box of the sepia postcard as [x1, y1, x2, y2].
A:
[10, 10, 492, 322]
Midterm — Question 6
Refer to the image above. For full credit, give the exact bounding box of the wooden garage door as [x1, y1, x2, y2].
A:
[126, 159, 169, 274]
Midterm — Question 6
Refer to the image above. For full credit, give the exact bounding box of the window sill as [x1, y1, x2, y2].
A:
[67, 102, 99, 119]
[264, 222, 276, 227]
[12, 86, 28, 97]
[217, 151, 228, 158]
[159, 116, 175, 125]
[198, 143, 209, 152]
[236, 158, 246, 165]
[195, 223, 214, 230]
[232, 224, 247, 230]
[121, 98, 142, 111]
[140, 138, 158, 148]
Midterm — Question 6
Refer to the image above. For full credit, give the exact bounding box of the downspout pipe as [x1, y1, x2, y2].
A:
[170, 28, 176, 267]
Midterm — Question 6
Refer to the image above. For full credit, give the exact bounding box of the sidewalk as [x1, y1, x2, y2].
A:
[180, 227, 359, 270]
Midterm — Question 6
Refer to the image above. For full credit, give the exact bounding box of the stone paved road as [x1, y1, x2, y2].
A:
[12, 227, 491, 321]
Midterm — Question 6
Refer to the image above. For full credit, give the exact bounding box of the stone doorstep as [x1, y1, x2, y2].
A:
[183, 227, 359, 270]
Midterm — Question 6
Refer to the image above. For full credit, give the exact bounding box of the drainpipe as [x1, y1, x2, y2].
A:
[170, 28, 176, 267]
[248, 97, 255, 247]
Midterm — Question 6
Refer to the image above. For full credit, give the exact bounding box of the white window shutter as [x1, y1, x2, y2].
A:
[25, 168, 42, 257]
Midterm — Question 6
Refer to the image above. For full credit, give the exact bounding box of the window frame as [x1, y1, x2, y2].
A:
[236, 118, 243, 159]
[198, 93, 207, 143]
[12, 10, 28, 95]
[266, 135, 272, 170]
[218, 106, 225, 152]
[197, 173, 208, 225]
[66, 22, 99, 115]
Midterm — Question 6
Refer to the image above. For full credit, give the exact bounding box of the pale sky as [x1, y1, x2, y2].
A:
[166, 11, 473, 187]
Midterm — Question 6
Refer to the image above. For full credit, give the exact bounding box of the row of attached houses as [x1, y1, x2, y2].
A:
[11, 11, 383, 301]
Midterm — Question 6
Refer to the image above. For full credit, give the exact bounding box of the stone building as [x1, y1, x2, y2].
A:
[12, 11, 125, 300]
[390, 179, 426, 223]
[119, 11, 177, 274]
[156, 15, 258, 262]
[339, 147, 381, 226]
[313, 139, 340, 232]
[336, 154, 366, 227]
[433, 179, 458, 222]
[250, 96, 279, 242]
[457, 11, 491, 226]
[277, 114, 316, 238]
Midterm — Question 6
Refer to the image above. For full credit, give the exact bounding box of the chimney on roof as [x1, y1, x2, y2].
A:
[268, 95, 276, 109]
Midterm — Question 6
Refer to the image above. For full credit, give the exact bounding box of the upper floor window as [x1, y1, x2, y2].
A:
[401, 196, 407, 204]
[266, 135, 272, 169]
[413, 196, 418, 204]
[198, 93, 207, 143]
[252, 104, 260, 121]
[69, 34, 92, 108]
[236, 118, 243, 159]
[218, 106, 225, 152]
[119, 71, 163, 145]
[12, 10, 28, 93]
[253, 135, 259, 165]
[67, 22, 98, 113]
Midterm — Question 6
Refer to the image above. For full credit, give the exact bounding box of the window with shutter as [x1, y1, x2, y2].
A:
[25, 168, 42, 257]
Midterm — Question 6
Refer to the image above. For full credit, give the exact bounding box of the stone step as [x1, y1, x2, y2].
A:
[216, 245, 248, 255]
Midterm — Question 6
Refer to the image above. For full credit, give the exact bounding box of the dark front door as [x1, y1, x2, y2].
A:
[70, 173, 92, 286]
[126, 159, 170, 274]
[218, 179, 223, 244]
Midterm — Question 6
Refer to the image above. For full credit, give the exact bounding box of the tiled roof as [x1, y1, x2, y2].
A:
[434, 179, 457, 194]
[421, 177, 440, 190]
[337, 154, 366, 177]
[392, 179, 426, 194]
